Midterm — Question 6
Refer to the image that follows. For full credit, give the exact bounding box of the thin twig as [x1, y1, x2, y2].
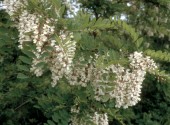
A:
[14, 100, 30, 111]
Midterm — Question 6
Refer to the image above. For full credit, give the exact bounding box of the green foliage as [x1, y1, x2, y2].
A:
[78, 0, 170, 124]
[0, 10, 48, 125]
[0, 0, 170, 125]
[145, 49, 170, 62]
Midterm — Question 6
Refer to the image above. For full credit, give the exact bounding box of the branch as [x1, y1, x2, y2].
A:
[14, 100, 30, 110]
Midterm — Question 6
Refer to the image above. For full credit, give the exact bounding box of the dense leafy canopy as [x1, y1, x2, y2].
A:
[0, 0, 170, 125]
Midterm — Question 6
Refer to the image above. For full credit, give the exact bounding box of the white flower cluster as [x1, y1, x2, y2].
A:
[67, 56, 111, 88]
[67, 52, 157, 108]
[30, 52, 47, 77]
[18, 10, 39, 49]
[108, 65, 144, 108]
[71, 105, 80, 113]
[67, 62, 93, 87]
[5, 0, 158, 110]
[18, 10, 55, 51]
[30, 31, 76, 87]
[70, 116, 82, 125]
[92, 112, 109, 125]
[48, 32, 76, 87]
[34, 19, 55, 53]
[30, 58, 44, 77]
[5, 1, 77, 87]
[70, 112, 109, 125]
[4, 0, 27, 17]
[129, 51, 157, 71]
[94, 52, 157, 108]
[108, 52, 157, 108]
[49, 45, 68, 87]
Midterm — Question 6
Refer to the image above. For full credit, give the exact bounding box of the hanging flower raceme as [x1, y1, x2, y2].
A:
[18, 10, 55, 51]
[108, 65, 145, 108]
[66, 57, 94, 87]
[66, 52, 157, 108]
[48, 32, 77, 87]
[18, 10, 39, 49]
[4, 0, 160, 124]
[104, 52, 157, 108]
[30, 31, 76, 87]
[5, 0, 77, 87]
[4, 0, 27, 18]
[30, 52, 46, 77]
[129, 51, 157, 71]
[92, 112, 109, 125]
[70, 112, 109, 125]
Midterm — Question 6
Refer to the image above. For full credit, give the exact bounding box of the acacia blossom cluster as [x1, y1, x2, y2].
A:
[98, 52, 157, 108]
[107, 64, 145, 108]
[33, 18, 55, 53]
[67, 56, 112, 87]
[70, 112, 109, 125]
[129, 51, 157, 71]
[18, 10, 39, 49]
[29, 31, 76, 87]
[66, 52, 157, 108]
[18, 10, 55, 50]
[5, 1, 159, 124]
[4, 0, 27, 17]
[66, 56, 113, 102]
[92, 112, 109, 125]
[5, 0, 77, 87]
[30, 52, 47, 77]
[66, 59, 94, 87]
[49, 33, 76, 87]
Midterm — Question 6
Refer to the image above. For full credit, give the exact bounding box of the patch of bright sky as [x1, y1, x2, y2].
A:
[127, 3, 131, 7]
[0, 0, 129, 20]
[66, 0, 129, 20]
[0, 1, 7, 10]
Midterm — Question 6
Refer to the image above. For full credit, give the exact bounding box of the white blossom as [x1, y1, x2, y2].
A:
[109, 51, 157, 108]
[70, 112, 109, 125]
[49, 32, 76, 87]
[71, 105, 80, 113]
[15, 9, 77, 87]
[18, 10, 39, 49]
[30, 51, 48, 77]
[67, 52, 157, 108]
[5, 0, 158, 110]
[129, 51, 157, 71]
[31, 33, 76, 87]
[4, 0, 27, 17]
[92, 112, 109, 125]
[49, 44, 69, 87]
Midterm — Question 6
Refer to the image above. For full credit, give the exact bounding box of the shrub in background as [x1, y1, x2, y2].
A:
[0, 0, 170, 125]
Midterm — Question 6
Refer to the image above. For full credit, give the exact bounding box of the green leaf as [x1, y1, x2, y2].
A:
[60, 121, 68, 125]
[94, 17, 103, 27]
[40, 52, 50, 59]
[17, 73, 29, 79]
[35, 62, 46, 68]
[50, 0, 61, 10]
[19, 56, 32, 64]
[47, 120, 56, 125]
[89, 18, 96, 27]
[52, 113, 59, 123]
[74, 33, 81, 41]
[59, 5, 65, 16]
[136, 37, 143, 48]
[22, 49, 36, 58]
[17, 64, 30, 71]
